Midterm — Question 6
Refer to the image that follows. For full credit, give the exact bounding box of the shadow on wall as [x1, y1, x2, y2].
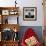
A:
[18, 26, 43, 44]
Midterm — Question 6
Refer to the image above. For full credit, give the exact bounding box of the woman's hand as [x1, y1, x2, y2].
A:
[25, 36, 38, 46]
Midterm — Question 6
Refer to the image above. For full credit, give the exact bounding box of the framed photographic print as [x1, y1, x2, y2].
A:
[9, 9, 18, 15]
[23, 7, 37, 21]
[2, 10, 9, 15]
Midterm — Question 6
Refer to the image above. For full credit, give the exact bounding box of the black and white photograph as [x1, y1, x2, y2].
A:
[23, 7, 37, 21]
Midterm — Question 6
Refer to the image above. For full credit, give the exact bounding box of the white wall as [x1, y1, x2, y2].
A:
[0, 0, 44, 26]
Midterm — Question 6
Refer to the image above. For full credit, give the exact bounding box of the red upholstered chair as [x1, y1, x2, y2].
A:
[21, 28, 41, 46]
